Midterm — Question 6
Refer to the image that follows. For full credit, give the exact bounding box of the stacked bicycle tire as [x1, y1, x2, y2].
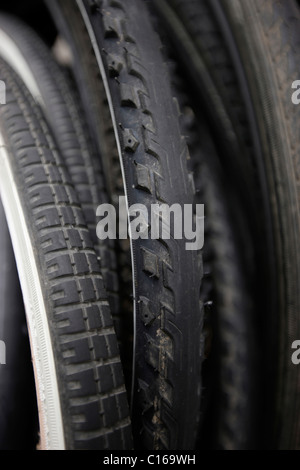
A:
[0, 0, 299, 451]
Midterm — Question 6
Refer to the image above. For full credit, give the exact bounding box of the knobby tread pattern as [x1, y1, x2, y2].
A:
[46, 0, 134, 420]
[0, 58, 132, 450]
[79, 0, 203, 450]
[0, 14, 122, 337]
[48, 0, 123, 202]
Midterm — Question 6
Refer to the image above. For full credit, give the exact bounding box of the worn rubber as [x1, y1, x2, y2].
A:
[0, 57, 132, 450]
[162, 46, 258, 449]
[48, 0, 204, 450]
[0, 13, 122, 339]
[154, 0, 300, 449]
[46, 0, 135, 422]
[220, 0, 300, 450]
[190, 117, 256, 450]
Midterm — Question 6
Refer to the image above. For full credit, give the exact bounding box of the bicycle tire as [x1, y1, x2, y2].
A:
[218, 0, 300, 450]
[44, 0, 133, 379]
[48, 0, 204, 450]
[0, 56, 131, 450]
[167, 57, 257, 449]
[154, 0, 300, 449]
[0, 13, 122, 338]
[192, 122, 256, 450]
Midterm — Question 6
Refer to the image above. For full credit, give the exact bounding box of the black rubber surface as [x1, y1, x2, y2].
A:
[162, 45, 258, 449]
[153, 0, 300, 449]
[48, 0, 204, 450]
[0, 13, 122, 340]
[0, 56, 132, 450]
[0, 0, 56, 46]
[190, 117, 256, 450]
[46, 0, 133, 404]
